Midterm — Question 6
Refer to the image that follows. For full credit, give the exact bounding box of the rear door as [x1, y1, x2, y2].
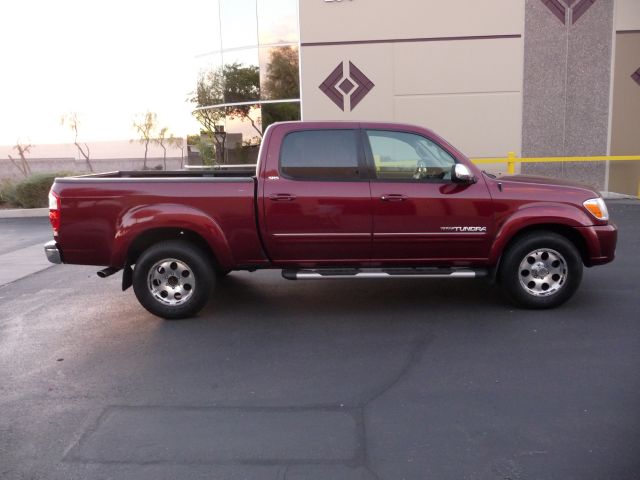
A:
[261, 125, 372, 265]
[364, 128, 494, 264]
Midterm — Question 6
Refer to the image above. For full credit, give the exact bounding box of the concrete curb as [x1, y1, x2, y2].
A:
[0, 208, 49, 219]
[601, 191, 638, 200]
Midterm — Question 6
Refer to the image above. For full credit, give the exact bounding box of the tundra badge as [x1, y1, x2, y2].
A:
[441, 226, 487, 232]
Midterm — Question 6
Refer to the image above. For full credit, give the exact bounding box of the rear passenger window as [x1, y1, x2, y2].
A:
[280, 130, 360, 180]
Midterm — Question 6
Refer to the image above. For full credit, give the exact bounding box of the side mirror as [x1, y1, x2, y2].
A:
[451, 164, 476, 184]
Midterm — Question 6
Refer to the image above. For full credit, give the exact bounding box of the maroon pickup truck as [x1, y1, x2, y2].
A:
[45, 121, 617, 319]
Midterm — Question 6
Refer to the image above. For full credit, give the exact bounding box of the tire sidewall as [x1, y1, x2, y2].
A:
[133, 241, 215, 319]
[500, 232, 583, 309]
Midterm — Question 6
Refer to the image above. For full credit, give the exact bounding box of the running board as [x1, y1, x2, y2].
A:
[282, 267, 488, 281]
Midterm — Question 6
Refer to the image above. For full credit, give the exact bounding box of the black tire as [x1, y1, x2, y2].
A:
[216, 269, 231, 280]
[499, 231, 583, 309]
[132, 240, 215, 319]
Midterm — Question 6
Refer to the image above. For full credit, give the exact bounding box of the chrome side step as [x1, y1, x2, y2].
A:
[282, 267, 488, 281]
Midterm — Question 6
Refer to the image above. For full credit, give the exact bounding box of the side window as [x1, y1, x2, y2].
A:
[280, 130, 360, 180]
[366, 130, 456, 181]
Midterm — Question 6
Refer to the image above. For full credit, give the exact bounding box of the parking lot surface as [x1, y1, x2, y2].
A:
[0, 217, 54, 286]
[1, 201, 639, 480]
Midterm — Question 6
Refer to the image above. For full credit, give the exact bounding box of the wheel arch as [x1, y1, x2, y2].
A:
[126, 227, 223, 272]
[491, 223, 589, 282]
[110, 204, 235, 271]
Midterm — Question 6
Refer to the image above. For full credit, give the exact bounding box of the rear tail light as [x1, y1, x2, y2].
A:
[48, 190, 61, 234]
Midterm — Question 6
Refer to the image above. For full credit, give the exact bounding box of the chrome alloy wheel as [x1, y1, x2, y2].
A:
[147, 258, 196, 306]
[518, 248, 567, 297]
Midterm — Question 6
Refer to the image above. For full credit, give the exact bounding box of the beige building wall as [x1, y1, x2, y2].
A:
[299, 0, 525, 172]
[615, 0, 640, 31]
[393, 39, 523, 159]
[609, 0, 640, 195]
[300, 0, 524, 44]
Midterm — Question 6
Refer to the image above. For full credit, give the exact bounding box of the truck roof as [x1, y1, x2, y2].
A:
[269, 120, 437, 136]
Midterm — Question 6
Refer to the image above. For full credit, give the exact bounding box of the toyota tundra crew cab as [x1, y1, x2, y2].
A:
[44, 122, 617, 319]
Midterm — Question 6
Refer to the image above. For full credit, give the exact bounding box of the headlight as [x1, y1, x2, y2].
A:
[583, 198, 609, 221]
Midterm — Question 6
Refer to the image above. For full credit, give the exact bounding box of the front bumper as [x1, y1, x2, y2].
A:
[578, 223, 617, 266]
[44, 240, 62, 264]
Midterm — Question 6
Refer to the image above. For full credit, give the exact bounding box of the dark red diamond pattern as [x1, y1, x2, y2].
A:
[542, 0, 567, 23]
[540, 0, 596, 25]
[319, 61, 375, 112]
[339, 78, 355, 95]
[319, 63, 346, 111]
[571, 0, 596, 23]
[348, 62, 375, 110]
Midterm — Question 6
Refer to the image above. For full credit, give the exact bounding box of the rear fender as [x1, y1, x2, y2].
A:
[110, 204, 234, 270]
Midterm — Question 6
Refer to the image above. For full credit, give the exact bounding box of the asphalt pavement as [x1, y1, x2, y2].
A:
[0, 217, 55, 286]
[1, 201, 639, 480]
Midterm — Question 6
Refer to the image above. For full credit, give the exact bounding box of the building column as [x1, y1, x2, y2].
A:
[522, 0, 614, 190]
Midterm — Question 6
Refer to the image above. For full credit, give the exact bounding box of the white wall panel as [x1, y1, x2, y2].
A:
[615, 0, 640, 30]
[301, 43, 395, 121]
[299, 1, 525, 160]
[300, 0, 524, 44]
[394, 93, 522, 158]
[394, 38, 523, 95]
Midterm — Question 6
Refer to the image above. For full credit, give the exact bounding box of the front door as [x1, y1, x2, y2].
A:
[262, 128, 372, 265]
[364, 129, 494, 265]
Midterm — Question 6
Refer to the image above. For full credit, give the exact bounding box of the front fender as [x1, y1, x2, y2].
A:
[110, 204, 234, 269]
[489, 202, 595, 265]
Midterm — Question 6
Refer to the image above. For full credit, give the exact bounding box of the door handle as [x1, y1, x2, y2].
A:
[380, 194, 408, 202]
[269, 193, 297, 202]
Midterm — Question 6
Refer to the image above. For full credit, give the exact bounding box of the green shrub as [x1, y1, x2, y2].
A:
[0, 179, 18, 206]
[4, 173, 73, 208]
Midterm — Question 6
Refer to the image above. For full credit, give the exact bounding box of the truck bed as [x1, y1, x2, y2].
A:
[51, 172, 267, 269]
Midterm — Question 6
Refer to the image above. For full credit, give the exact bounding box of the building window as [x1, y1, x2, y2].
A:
[257, 0, 299, 45]
[190, 0, 301, 165]
[220, 0, 258, 50]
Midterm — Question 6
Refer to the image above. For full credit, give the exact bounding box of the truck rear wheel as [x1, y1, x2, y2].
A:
[133, 240, 214, 319]
[499, 232, 583, 309]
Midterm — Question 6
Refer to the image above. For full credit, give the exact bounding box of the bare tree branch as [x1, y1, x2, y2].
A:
[132, 112, 158, 170]
[61, 113, 94, 172]
[7, 154, 27, 177]
[8, 142, 33, 177]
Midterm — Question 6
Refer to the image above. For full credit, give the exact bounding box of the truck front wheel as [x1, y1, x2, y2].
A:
[499, 232, 583, 309]
[132, 240, 214, 319]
